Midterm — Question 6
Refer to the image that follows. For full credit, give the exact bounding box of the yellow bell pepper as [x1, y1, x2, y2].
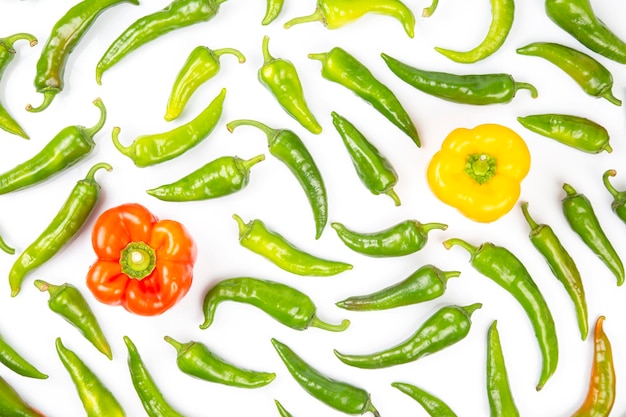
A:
[427, 123, 531, 223]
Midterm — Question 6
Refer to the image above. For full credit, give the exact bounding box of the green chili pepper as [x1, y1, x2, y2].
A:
[336, 264, 460, 311]
[0, 332, 47, 379]
[435, 0, 514, 63]
[200, 276, 350, 331]
[562, 183, 624, 286]
[113, 88, 225, 167]
[274, 400, 293, 417]
[26, 0, 138, 112]
[164, 336, 276, 388]
[284, 0, 415, 38]
[146, 154, 265, 202]
[259, 35, 322, 135]
[124, 335, 185, 417]
[487, 321, 520, 417]
[0, 98, 106, 195]
[422, 0, 439, 17]
[96, 0, 227, 84]
[516, 42, 621, 106]
[517, 113, 611, 154]
[521, 202, 589, 340]
[602, 169, 626, 224]
[232, 214, 352, 276]
[262, 0, 284, 25]
[391, 382, 458, 416]
[545, 0, 626, 65]
[34, 279, 112, 359]
[0, 375, 45, 417]
[331, 111, 401, 205]
[165, 46, 244, 122]
[309, 47, 420, 147]
[9, 163, 111, 297]
[227, 119, 328, 239]
[272, 338, 380, 416]
[443, 237, 558, 391]
[55, 338, 125, 417]
[381, 53, 537, 105]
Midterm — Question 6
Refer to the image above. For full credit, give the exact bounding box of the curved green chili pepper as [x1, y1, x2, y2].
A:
[262, 0, 284, 25]
[284, 0, 415, 38]
[113, 88, 225, 167]
[422, 0, 439, 17]
[35, 279, 112, 359]
[164, 336, 276, 388]
[381, 53, 537, 105]
[227, 119, 328, 239]
[517, 113, 611, 154]
[487, 321, 520, 417]
[9, 163, 111, 297]
[165, 46, 244, 121]
[146, 154, 265, 201]
[435, 0, 514, 63]
[331, 111, 401, 205]
[336, 264, 459, 311]
[335, 303, 481, 369]
[274, 400, 293, 417]
[272, 338, 380, 416]
[55, 338, 125, 417]
[200, 276, 350, 331]
[516, 42, 621, 106]
[443, 237, 558, 391]
[602, 169, 626, 224]
[0, 375, 45, 417]
[26, 0, 138, 112]
[96, 0, 228, 84]
[0, 332, 47, 379]
[562, 183, 624, 286]
[0, 98, 106, 195]
[309, 47, 420, 147]
[521, 202, 588, 340]
[391, 382, 458, 416]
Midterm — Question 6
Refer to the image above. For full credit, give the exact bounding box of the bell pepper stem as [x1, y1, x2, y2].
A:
[283, 8, 324, 29]
[213, 47, 246, 64]
[120, 241, 156, 280]
[309, 316, 350, 332]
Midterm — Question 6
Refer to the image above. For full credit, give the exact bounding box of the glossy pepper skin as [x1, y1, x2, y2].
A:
[113, 88, 225, 167]
[9, 163, 111, 297]
[602, 170, 626, 223]
[443, 238, 558, 391]
[309, 47, 420, 147]
[391, 382, 458, 416]
[272, 338, 381, 416]
[487, 321, 520, 417]
[0, 375, 45, 417]
[0, 332, 47, 379]
[27, 0, 138, 112]
[334, 303, 481, 369]
[96, 0, 227, 84]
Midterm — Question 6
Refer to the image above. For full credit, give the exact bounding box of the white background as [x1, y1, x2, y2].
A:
[1, 0, 626, 415]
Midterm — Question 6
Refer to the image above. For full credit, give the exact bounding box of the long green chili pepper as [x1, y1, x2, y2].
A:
[336, 264, 460, 311]
[34, 279, 112, 359]
[26, 0, 138, 112]
[602, 169, 626, 224]
[521, 202, 589, 340]
[284, 0, 415, 38]
[113, 88, 225, 167]
[9, 163, 111, 297]
[232, 214, 352, 276]
[562, 183, 624, 286]
[487, 321, 520, 417]
[165, 46, 244, 121]
[164, 336, 276, 388]
[443, 237, 558, 391]
[96, 0, 228, 84]
[334, 303, 481, 369]
[331, 111, 401, 205]
[0, 375, 45, 417]
[271, 338, 380, 416]
[309, 47, 420, 147]
[55, 338, 125, 417]
[227, 119, 328, 239]
[391, 382, 458, 416]
[0, 332, 47, 379]
[0, 33, 37, 139]
[146, 154, 265, 202]
[516, 42, 621, 106]
[0, 98, 106, 195]
[200, 276, 350, 331]
[545, 0, 626, 65]
[274, 400, 294, 417]
[262, 0, 284, 25]
[124, 335, 185, 417]
[381, 53, 537, 105]
[434, 0, 514, 63]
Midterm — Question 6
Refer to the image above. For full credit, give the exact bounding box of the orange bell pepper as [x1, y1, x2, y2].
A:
[86, 203, 197, 316]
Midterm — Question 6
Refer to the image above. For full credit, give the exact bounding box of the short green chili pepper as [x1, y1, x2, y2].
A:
[391, 382, 458, 416]
[487, 320, 520, 417]
[0, 331, 47, 379]
[274, 400, 294, 417]
[602, 169, 626, 224]
[0, 375, 46, 417]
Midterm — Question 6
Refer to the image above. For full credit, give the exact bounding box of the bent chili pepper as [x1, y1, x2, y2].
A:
[86, 203, 197, 316]
[164, 336, 276, 388]
[262, 0, 284, 25]
[443, 237, 558, 391]
[9, 162, 111, 297]
[487, 320, 520, 417]
[602, 169, 626, 224]
[0, 375, 45, 417]
[391, 382, 458, 416]
[200, 276, 350, 331]
[309, 47, 420, 147]
[272, 338, 380, 416]
[114, 88, 225, 167]
[0, 331, 47, 379]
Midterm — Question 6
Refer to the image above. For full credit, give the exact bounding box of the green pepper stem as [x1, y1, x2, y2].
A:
[386, 189, 401, 206]
[520, 201, 539, 230]
[309, 316, 350, 332]
[603, 170, 620, 197]
[442, 237, 477, 254]
[33, 279, 57, 295]
[421, 222, 448, 233]
[226, 119, 275, 138]
[111, 127, 133, 158]
[119, 241, 156, 280]
[83, 162, 113, 182]
[515, 82, 538, 98]
[422, 0, 439, 17]
[164, 336, 192, 355]
[83, 98, 107, 137]
[25, 91, 56, 113]
[0, 234, 15, 255]
[283, 8, 324, 29]
[239, 154, 266, 171]
[442, 270, 461, 283]
[261, 35, 273, 64]
[308, 52, 328, 64]
[0, 33, 37, 51]
[232, 214, 251, 239]
[213, 47, 246, 64]
[461, 302, 483, 316]
[602, 90, 622, 106]
[562, 183, 578, 197]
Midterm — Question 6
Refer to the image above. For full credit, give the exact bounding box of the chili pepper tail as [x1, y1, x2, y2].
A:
[25, 91, 56, 113]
